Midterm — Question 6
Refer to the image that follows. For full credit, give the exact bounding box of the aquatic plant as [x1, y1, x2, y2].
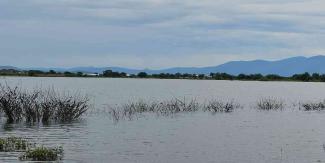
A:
[0, 85, 24, 123]
[40, 90, 57, 123]
[53, 95, 89, 122]
[300, 100, 325, 111]
[19, 146, 63, 161]
[0, 136, 32, 152]
[156, 98, 200, 115]
[21, 90, 42, 123]
[256, 97, 285, 110]
[109, 98, 200, 121]
[108, 100, 156, 121]
[0, 84, 89, 123]
[0, 136, 63, 161]
[203, 100, 241, 113]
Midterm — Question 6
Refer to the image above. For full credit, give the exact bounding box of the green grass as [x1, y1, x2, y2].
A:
[0, 136, 63, 161]
[19, 146, 63, 161]
[0, 136, 32, 152]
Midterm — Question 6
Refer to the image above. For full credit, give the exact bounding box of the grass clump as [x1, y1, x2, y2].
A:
[109, 98, 243, 122]
[109, 98, 200, 121]
[45, 93, 89, 123]
[0, 136, 63, 161]
[203, 100, 240, 113]
[109, 100, 158, 121]
[157, 98, 200, 115]
[0, 84, 89, 123]
[256, 97, 285, 110]
[0, 136, 32, 152]
[300, 101, 325, 111]
[0, 86, 26, 123]
[19, 146, 63, 161]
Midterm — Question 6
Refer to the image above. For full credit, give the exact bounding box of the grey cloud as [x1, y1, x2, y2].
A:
[1, 0, 325, 68]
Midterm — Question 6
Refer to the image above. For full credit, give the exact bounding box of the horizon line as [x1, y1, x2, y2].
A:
[2, 55, 324, 70]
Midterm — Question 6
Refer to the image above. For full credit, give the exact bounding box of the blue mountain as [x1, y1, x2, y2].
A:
[0, 66, 20, 70]
[5, 55, 325, 76]
[211, 55, 325, 76]
[145, 55, 325, 76]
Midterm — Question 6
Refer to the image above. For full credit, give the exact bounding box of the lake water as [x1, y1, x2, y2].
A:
[1, 77, 325, 162]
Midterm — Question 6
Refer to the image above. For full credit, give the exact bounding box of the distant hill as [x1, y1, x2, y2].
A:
[210, 55, 325, 76]
[10, 55, 325, 76]
[24, 67, 143, 74]
[0, 66, 19, 70]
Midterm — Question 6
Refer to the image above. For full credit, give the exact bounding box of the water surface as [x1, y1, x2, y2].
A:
[1, 77, 325, 162]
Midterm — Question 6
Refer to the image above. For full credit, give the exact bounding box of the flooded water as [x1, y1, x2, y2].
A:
[1, 77, 325, 162]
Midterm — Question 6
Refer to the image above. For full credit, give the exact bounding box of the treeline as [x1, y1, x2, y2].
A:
[1, 69, 325, 82]
[210, 72, 325, 82]
[0, 69, 88, 77]
[102, 70, 325, 82]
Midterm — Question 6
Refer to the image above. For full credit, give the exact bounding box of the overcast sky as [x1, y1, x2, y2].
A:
[1, 0, 325, 69]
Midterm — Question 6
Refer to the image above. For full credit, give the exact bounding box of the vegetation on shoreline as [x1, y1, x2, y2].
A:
[1, 69, 325, 82]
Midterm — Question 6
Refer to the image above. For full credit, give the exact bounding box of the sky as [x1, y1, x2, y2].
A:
[1, 0, 325, 69]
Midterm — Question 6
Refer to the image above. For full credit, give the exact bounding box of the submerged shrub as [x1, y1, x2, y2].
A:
[40, 91, 57, 123]
[0, 86, 24, 123]
[157, 98, 200, 115]
[109, 98, 243, 122]
[0, 84, 89, 123]
[54, 95, 89, 122]
[0, 136, 32, 152]
[256, 97, 285, 110]
[203, 100, 241, 113]
[19, 146, 63, 161]
[21, 90, 42, 123]
[300, 101, 325, 111]
[109, 100, 156, 121]
[109, 98, 200, 121]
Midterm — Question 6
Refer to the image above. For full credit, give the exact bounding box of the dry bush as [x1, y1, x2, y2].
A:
[256, 97, 285, 110]
[109, 98, 200, 121]
[299, 100, 325, 111]
[203, 100, 240, 113]
[0, 84, 89, 123]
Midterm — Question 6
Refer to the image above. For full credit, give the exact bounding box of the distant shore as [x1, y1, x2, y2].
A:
[0, 69, 324, 82]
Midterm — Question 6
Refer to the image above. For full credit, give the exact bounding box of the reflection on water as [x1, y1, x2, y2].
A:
[1, 77, 325, 162]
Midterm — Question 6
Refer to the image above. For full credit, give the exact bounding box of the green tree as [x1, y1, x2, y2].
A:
[265, 74, 283, 80]
[137, 72, 148, 78]
[48, 70, 56, 74]
[27, 70, 44, 76]
[312, 73, 320, 81]
[292, 72, 311, 81]
[77, 72, 83, 77]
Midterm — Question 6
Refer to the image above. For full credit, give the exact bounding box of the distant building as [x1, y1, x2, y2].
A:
[84, 73, 99, 76]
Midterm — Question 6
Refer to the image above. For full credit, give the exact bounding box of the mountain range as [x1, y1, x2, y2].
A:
[3, 55, 325, 76]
